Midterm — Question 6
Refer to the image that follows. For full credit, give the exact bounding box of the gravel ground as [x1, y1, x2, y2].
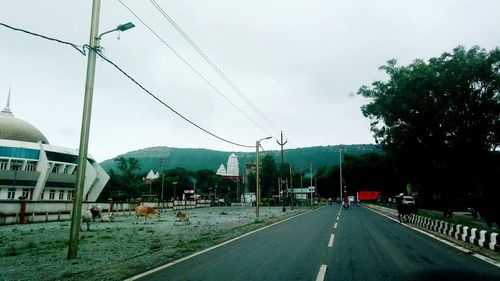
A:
[0, 206, 311, 281]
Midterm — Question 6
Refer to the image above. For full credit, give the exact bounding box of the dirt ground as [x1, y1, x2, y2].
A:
[0, 206, 311, 281]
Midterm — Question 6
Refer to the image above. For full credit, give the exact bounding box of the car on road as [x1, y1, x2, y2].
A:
[348, 196, 355, 203]
[401, 196, 415, 205]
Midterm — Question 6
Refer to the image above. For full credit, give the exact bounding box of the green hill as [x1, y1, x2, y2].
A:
[100, 144, 382, 174]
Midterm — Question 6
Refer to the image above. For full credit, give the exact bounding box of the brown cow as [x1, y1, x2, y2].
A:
[175, 211, 189, 222]
[133, 206, 160, 224]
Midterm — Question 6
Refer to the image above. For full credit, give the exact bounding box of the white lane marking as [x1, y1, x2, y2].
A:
[124, 208, 320, 281]
[328, 234, 335, 247]
[334, 222, 338, 229]
[362, 205, 500, 268]
[336, 216, 340, 221]
[316, 265, 328, 281]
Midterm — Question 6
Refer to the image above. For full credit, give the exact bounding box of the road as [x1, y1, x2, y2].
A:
[129, 204, 500, 281]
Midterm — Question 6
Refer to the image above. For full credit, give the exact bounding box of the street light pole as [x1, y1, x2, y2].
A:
[67, 1, 134, 259]
[310, 163, 313, 206]
[172, 181, 178, 201]
[67, 0, 101, 260]
[256, 136, 271, 217]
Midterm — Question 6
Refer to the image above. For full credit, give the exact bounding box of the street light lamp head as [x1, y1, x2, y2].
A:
[98, 22, 135, 39]
[258, 136, 272, 142]
[117, 22, 135, 32]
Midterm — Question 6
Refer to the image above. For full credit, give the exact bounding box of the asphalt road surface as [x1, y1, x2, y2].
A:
[129, 204, 500, 281]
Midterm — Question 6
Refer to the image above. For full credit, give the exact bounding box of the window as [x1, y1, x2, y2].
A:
[67, 190, 74, 200]
[45, 151, 78, 164]
[52, 164, 59, 173]
[7, 188, 16, 200]
[0, 159, 8, 170]
[49, 190, 55, 200]
[22, 189, 30, 199]
[58, 190, 64, 200]
[0, 146, 39, 159]
[25, 161, 37, 171]
[10, 161, 23, 171]
[40, 191, 44, 200]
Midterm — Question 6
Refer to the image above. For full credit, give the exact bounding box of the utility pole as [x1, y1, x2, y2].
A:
[339, 145, 343, 200]
[289, 164, 293, 210]
[256, 136, 271, 217]
[276, 131, 287, 212]
[67, 0, 101, 260]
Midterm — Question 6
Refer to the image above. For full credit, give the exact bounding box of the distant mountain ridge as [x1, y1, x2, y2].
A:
[100, 144, 382, 173]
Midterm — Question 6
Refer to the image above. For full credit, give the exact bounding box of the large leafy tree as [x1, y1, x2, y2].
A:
[260, 154, 278, 198]
[358, 46, 500, 201]
[114, 157, 142, 198]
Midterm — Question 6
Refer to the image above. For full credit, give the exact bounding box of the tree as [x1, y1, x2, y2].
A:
[260, 154, 277, 198]
[358, 46, 500, 202]
[114, 157, 142, 198]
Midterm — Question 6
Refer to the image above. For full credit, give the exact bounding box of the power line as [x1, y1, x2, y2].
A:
[149, 0, 282, 134]
[118, 0, 275, 138]
[0, 21, 254, 148]
[91, 47, 254, 148]
[0, 22, 86, 56]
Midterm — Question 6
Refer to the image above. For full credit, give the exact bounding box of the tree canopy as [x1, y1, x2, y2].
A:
[358, 46, 500, 202]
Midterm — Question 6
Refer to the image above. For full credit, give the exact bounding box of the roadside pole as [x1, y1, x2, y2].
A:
[67, 0, 100, 260]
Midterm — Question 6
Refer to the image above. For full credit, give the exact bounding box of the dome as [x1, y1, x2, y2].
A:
[0, 112, 49, 144]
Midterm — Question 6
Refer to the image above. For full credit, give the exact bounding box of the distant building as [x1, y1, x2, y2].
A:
[216, 164, 227, 176]
[216, 153, 239, 177]
[0, 91, 109, 201]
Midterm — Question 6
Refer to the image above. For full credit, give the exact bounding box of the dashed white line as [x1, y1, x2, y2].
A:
[328, 234, 335, 247]
[336, 216, 340, 221]
[316, 265, 328, 281]
[334, 222, 338, 229]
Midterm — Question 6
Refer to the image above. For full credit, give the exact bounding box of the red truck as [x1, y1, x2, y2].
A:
[356, 191, 380, 202]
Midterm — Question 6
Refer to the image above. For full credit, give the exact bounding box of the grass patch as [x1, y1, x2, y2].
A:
[149, 238, 162, 251]
[4, 245, 20, 256]
[365, 203, 498, 233]
[416, 209, 495, 232]
[25, 241, 37, 249]
[99, 235, 114, 240]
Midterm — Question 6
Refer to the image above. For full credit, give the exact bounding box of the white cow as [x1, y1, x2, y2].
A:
[81, 209, 93, 231]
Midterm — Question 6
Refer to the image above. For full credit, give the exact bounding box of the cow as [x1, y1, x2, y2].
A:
[81, 209, 93, 231]
[101, 212, 115, 222]
[133, 206, 160, 224]
[90, 204, 102, 221]
[175, 211, 189, 222]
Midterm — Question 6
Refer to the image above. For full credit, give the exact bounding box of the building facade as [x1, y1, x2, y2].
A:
[0, 94, 109, 202]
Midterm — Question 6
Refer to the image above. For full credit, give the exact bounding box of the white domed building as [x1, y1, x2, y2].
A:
[0, 93, 109, 202]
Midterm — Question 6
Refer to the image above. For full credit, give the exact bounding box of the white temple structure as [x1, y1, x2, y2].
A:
[216, 153, 239, 177]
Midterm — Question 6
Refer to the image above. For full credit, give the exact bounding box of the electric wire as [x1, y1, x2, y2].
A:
[0, 21, 254, 148]
[149, 0, 282, 135]
[117, 0, 274, 138]
[91, 46, 254, 148]
[0, 22, 86, 55]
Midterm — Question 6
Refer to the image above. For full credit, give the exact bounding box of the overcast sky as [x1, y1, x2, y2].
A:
[1, 0, 499, 162]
